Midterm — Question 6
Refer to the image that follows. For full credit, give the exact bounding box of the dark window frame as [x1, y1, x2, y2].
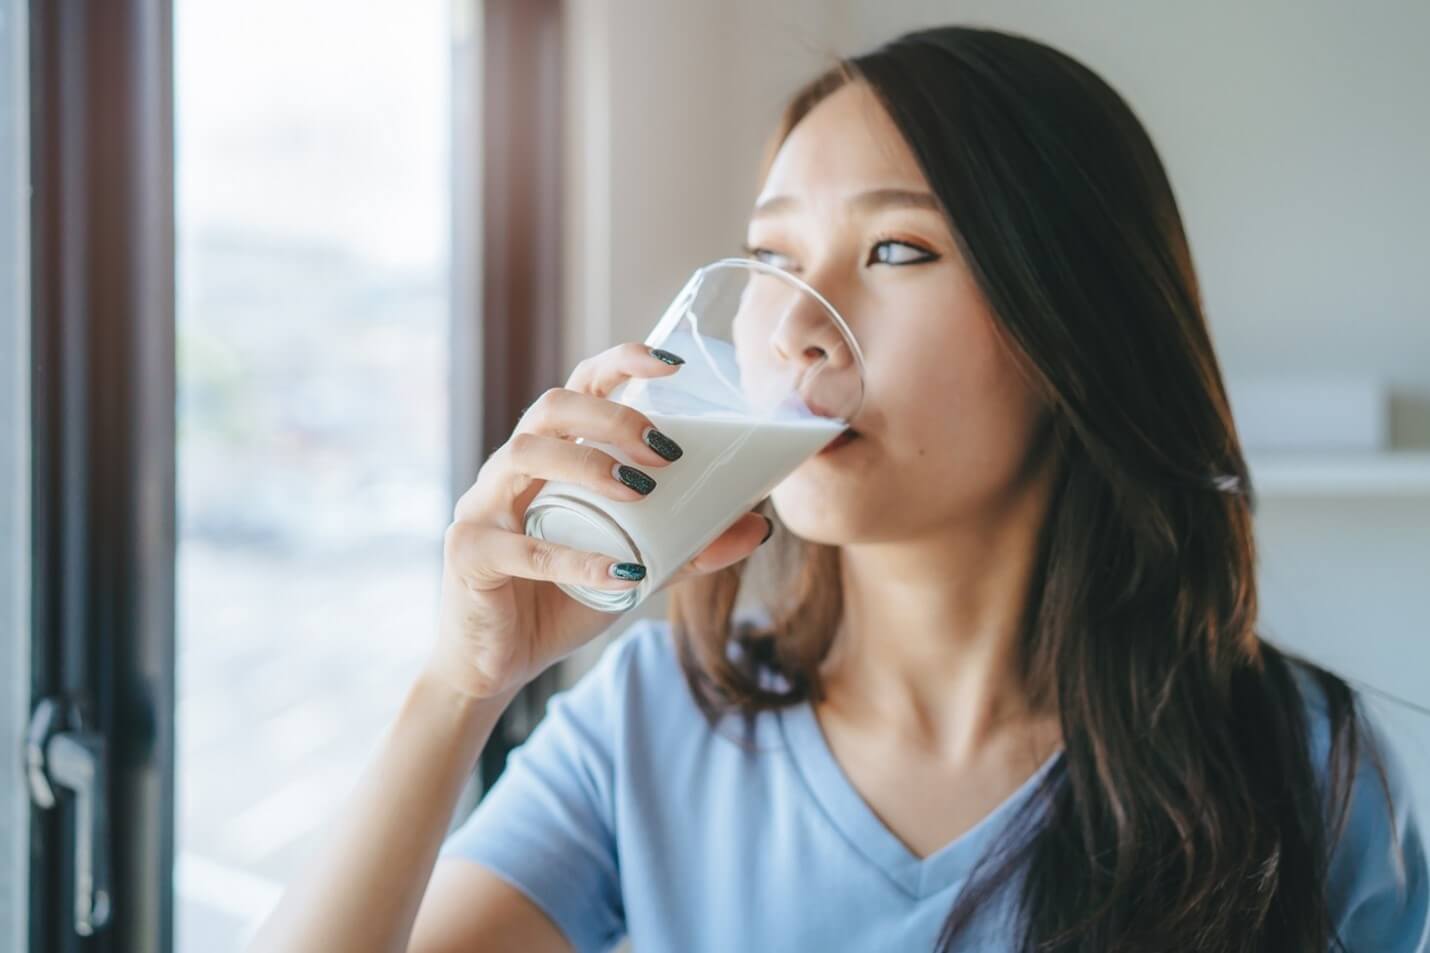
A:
[451, 0, 568, 794]
[28, 1, 177, 951]
[26, 0, 568, 948]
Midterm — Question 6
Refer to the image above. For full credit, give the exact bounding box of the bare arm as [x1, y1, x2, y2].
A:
[408, 860, 572, 953]
[246, 672, 554, 953]
[247, 344, 765, 952]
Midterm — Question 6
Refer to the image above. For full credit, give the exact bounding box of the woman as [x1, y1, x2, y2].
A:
[253, 26, 1427, 953]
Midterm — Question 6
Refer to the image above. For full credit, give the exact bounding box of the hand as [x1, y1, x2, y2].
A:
[428, 343, 772, 699]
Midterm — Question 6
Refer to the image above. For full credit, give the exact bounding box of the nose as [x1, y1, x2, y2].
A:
[769, 287, 857, 372]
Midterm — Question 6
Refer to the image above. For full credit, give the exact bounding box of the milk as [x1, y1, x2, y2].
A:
[526, 410, 844, 609]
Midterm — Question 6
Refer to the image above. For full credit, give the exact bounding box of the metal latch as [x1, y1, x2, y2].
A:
[26, 697, 113, 937]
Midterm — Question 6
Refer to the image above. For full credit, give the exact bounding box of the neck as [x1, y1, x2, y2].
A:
[821, 461, 1057, 760]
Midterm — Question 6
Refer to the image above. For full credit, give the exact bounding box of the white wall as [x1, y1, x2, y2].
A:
[564, 0, 848, 360]
[562, 0, 1430, 826]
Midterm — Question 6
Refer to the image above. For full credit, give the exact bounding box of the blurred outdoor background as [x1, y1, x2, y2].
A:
[171, 0, 451, 947]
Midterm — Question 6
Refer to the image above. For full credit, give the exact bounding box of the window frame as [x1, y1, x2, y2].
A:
[451, 0, 568, 795]
[2, 0, 33, 946]
[23, 1, 568, 947]
[27, 1, 176, 950]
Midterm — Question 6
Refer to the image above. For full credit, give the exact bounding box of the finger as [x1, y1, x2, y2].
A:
[566, 342, 685, 398]
[518, 387, 683, 469]
[444, 521, 646, 592]
[668, 512, 773, 582]
[455, 433, 660, 527]
[500, 433, 658, 504]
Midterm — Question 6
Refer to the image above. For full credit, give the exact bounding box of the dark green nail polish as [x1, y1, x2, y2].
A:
[760, 517, 775, 545]
[650, 348, 685, 366]
[611, 562, 647, 581]
[644, 427, 683, 462]
[614, 464, 656, 495]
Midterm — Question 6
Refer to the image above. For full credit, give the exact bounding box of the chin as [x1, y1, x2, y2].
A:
[769, 471, 883, 546]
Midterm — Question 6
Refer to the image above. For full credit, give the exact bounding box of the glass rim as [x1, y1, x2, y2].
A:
[685, 256, 868, 383]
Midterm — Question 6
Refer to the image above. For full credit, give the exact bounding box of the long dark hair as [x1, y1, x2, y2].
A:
[668, 26, 1390, 953]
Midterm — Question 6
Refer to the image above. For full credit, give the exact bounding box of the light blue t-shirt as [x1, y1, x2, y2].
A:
[440, 621, 1429, 952]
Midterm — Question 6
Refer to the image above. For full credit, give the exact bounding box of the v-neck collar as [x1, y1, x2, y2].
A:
[777, 698, 1063, 900]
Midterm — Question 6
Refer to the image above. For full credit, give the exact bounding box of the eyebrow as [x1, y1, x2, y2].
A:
[750, 188, 941, 219]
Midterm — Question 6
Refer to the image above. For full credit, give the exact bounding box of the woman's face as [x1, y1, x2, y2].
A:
[752, 81, 1052, 544]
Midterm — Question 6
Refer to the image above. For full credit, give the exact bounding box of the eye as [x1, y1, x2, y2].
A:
[743, 244, 799, 272]
[869, 239, 938, 266]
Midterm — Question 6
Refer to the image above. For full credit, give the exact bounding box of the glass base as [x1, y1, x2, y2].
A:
[524, 493, 646, 613]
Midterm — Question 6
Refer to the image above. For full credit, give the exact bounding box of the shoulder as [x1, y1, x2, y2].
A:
[565, 617, 784, 753]
[581, 617, 684, 703]
[581, 615, 774, 711]
[1289, 661, 1429, 951]
[558, 619, 703, 739]
[1288, 660, 1411, 844]
[1289, 660, 1410, 807]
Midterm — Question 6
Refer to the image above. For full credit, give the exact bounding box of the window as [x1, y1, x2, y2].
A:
[24, 3, 562, 947]
[172, 3, 452, 948]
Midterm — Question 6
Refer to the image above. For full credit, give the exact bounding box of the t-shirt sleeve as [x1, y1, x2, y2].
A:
[438, 626, 645, 953]
[1327, 703, 1429, 953]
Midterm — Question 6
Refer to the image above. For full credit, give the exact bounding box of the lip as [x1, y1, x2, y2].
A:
[818, 428, 859, 455]
[805, 398, 836, 419]
[802, 393, 863, 429]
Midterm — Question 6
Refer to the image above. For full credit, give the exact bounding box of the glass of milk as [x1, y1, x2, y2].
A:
[524, 257, 865, 612]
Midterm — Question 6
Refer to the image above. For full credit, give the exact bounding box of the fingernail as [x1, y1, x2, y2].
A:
[643, 427, 684, 462]
[650, 348, 685, 366]
[614, 464, 656, 495]
[760, 517, 775, 545]
[610, 562, 647, 581]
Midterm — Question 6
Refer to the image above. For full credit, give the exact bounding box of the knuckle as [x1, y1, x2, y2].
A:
[613, 403, 651, 435]
[619, 341, 651, 361]
[443, 521, 474, 561]
[451, 485, 476, 522]
[525, 539, 558, 576]
[475, 445, 510, 484]
[570, 355, 596, 379]
[508, 431, 539, 460]
[578, 444, 611, 478]
[585, 553, 613, 583]
[522, 387, 565, 425]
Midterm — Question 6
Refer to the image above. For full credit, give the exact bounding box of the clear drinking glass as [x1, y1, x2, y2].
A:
[524, 257, 865, 612]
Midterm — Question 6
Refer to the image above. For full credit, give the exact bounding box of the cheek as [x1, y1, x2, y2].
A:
[873, 313, 998, 423]
[873, 314, 1043, 471]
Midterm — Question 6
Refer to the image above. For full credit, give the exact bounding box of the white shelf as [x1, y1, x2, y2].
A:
[1248, 452, 1430, 497]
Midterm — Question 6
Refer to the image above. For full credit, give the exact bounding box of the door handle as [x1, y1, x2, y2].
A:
[26, 697, 114, 937]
